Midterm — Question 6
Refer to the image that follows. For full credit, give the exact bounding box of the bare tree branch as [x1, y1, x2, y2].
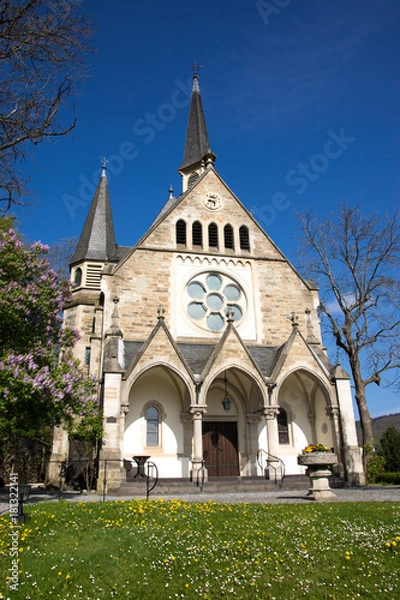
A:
[0, 0, 94, 212]
[297, 202, 400, 446]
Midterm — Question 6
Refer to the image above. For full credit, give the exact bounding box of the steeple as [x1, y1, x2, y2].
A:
[178, 62, 216, 192]
[71, 161, 118, 265]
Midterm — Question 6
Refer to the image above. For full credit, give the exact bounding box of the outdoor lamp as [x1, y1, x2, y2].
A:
[18, 484, 31, 523]
[222, 372, 231, 413]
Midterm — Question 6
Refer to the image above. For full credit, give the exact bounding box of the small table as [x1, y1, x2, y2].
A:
[133, 456, 150, 478]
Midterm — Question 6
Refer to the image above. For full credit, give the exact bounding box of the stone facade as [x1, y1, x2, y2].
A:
[49, 73, 365, 490]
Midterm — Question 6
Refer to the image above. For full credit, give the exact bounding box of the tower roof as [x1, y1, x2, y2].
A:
[179, 67, 214, 171]
[70, 165, 118, 265]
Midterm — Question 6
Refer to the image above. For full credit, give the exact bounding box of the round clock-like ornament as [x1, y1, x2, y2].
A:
[204, 193, 221, 210]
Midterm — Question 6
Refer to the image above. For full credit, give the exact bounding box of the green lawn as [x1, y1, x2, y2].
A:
[1, 499, 399, 599]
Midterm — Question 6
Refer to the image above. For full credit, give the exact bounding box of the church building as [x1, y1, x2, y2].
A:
[50, 70, 364, 490]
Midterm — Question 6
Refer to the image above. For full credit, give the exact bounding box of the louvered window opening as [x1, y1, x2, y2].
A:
[239, 225, 250, 250]
[224, 224, 234, 249]
[192, 221, 203, 246]
[208, 223, 218, 247]
[86, 264, 102, 289]
[188, 172, 199, 188]
[176, 220, 187, 245]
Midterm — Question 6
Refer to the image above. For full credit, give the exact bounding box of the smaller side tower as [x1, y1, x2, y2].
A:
[66, 164, 120, 376]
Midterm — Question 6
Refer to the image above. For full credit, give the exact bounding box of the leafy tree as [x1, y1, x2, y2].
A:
[0, 0, 93, 214]
[298, 203, 400, 447]
[378, 426, 400, 472]
[0, 227, 101, 478]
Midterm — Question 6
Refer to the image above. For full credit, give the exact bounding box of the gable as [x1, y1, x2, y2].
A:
[271, 327, 332, 383]
[202, 325, 265, 383]
[133, 168, 286, 262]
[123, 321, 193, 382]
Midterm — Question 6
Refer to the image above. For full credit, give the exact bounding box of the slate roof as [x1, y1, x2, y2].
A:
[71, 171, 119, 265]
[124, 341, 145, 368]
[177, 343, 216, 374]
[179, 74, 212, 171]
[247, 346, 283, 378]
[123, 340, 282, 379]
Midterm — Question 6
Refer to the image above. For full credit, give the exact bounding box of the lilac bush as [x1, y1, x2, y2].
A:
[0, 228, 101, 462]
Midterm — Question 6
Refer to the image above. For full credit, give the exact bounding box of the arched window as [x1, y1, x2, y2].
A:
[239, 225, 250, 251]
[208, 223, 218, 248]
[192, 221, 203, 247]
[278, 408, 290, 444]
[74, 267, 82, 286]
[224, 224, 234, 250]
[176, 220, 186, 245]
[146, 406, 159, 446]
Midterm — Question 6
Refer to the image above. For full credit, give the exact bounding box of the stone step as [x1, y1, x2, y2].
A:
[117, 475, 311, 495]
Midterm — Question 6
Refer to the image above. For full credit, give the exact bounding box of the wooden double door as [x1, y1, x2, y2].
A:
[202, 421, 239, 477]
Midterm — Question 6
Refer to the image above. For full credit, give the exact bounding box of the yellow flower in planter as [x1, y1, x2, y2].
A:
[302, 444, 331, 453]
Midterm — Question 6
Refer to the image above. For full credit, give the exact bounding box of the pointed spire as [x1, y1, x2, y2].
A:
[101, 156, 108, 178]
[71, 161, 118, 265]
[179, 62, 215, 172]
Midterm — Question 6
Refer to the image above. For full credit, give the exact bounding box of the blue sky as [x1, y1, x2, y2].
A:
[16, 0, 400, 417]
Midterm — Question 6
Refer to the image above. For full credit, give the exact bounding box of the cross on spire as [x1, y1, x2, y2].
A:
[190, 60, 202, 77]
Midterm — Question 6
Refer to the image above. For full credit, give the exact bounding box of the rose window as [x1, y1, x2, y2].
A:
[185, 272, 246, 332]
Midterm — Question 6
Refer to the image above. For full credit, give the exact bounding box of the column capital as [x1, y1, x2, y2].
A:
[263, 406, 280, 420]
[190, 406, 207, 418]
[326, 405, 340, 418]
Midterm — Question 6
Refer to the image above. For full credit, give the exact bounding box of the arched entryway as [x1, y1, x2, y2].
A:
[275, 368, 338, 475]
[202, 367, 264, 477]
[124, 365, 192, 478]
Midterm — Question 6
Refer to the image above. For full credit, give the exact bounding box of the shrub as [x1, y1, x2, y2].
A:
[362, 445, 386, 484]
[378, 426, 400, 472]
[375, 472, 400, 485]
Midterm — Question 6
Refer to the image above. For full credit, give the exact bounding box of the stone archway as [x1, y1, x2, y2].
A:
[277, 369, 337, 468]
[124, 365, 191, 478]
[203, 367, 265, 477]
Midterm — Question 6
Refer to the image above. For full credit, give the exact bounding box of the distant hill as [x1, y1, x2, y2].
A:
[356, 413, 400, 445]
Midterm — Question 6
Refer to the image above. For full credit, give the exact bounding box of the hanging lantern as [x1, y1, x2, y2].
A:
[222, 372, 231, 413]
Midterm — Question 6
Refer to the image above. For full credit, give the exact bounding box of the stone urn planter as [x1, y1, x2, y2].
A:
[298, 451, 338, 501]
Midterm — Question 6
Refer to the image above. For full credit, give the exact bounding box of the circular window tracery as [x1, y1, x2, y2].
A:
[185, 272, 246, 332]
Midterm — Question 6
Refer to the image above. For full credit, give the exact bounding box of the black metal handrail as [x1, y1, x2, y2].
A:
[196, 455, 207, 491]
[47, 458, 160, 502]
[145, 461, 158, 500]
[257, 449, 286, 487]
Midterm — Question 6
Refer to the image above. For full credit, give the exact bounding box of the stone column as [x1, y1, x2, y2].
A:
[264, 407, 281, 480]
[246, 414, 262, 476]
[119, 402, 129, 461]
[48, 426, 69, 486]
[180, 412, 192, 478]
[97, 372, 123, 494]
[334, 368, 365, 485]
[326, 404, 345, 479]
[308, 412, 317, 443]
[190, 407, 207, 482]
